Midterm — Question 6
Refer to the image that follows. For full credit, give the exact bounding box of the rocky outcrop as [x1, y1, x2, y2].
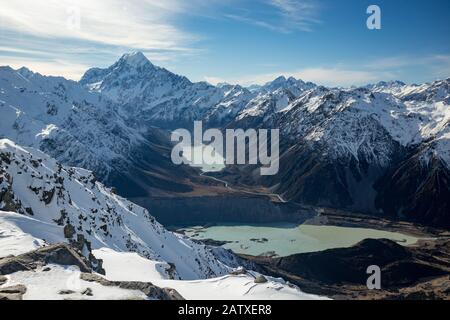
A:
[274, 239, 448, 286]
[80, 273, 184, 300]
[0, 243, 184, 300]
[375, 149, 450, 228]
[0, 285, 27, 300]
[254, 275, 268, 284]
[0, 243, 93, 275]
[245, 238, 450, 299]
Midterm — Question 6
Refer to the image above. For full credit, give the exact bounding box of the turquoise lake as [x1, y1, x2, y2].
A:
[179, 223, 420, 257]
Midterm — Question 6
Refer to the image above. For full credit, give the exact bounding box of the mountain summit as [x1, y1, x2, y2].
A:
[119, 51, 152, 68]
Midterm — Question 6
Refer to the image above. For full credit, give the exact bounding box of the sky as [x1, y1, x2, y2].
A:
[0, 0, 449, 87]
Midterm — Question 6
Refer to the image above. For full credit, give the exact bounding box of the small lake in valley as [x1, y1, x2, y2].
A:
[177, 223, 420, 257]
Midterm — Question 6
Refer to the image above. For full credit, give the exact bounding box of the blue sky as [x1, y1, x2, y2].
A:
[0, 0, 449, 86]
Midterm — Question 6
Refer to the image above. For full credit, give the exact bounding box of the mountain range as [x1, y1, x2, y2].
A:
[1, 52, 449, 228]
[1, 51, 449, 299]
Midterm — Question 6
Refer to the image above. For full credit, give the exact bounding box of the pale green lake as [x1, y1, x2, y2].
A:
[179, 223, 420, 257]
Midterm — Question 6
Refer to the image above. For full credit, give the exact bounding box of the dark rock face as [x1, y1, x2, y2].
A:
[219, 137, 450, 228]
[64, 223, 76, 239]
[261, 144, 355, 208]
[58, 289, 76, 295]
[254, 275, 268, 284]
[134, 195, 315, 226]
[80, 273, 184, 300]
[244, 238, 450, 299]
[0, 243, 93, 275]
[217, 81, 450, 229]
[273, 239, 448, 287]
[375, 151, 450, 228]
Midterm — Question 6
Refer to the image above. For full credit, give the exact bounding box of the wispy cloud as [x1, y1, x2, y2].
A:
[0, 0, 196, 51]
[0, 55, 90, 80]
[268, 0, 321, 32]
[224, 14, 289, 33]
[225, 0, 321, 33]
[0, 0, 203, 79]
[366, 54, 450, 80]
[205, 54, 450, 87]
[217, 67, 385, 87]
[204, 76, 227, 85]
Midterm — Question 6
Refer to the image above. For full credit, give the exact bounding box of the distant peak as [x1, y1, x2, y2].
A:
[216, 82, 231, 88]
[119, 52, 151, 68]
[375, 80, 406, 87]
[17, 66, 34, 78]
[272, 75, 287, 83]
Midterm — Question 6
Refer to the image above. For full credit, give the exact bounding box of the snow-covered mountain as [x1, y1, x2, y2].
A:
[0, 65, 145, 180]
[0, 139, 323, 300]
[80, 54, 318, 130]
[258, 76, 316, 97]
[80, 52, 253, 128]
[228, 79, 450, 227]
[1, 52, 449, 227]
[0, 139, 227, 280]
[0, 64, 203, 199]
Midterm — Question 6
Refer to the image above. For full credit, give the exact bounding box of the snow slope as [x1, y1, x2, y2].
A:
[2, 264, 148, 300]
[0, 139, 228, 279]
[93, 246, 326, 300]
[0, 139, 326, 299]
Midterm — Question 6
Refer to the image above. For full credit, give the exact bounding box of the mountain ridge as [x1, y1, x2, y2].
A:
[1, 52, 449, 227]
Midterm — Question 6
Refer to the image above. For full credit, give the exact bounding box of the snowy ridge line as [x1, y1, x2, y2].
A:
[0, 138, 228, 280]
[0, 138, 327, 300]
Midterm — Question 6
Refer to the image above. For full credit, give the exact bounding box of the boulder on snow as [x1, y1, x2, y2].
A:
[254, 275, 268, 284]
[0, 243, 92, 275]
[0, 284, 27, 300]
[80, 273, 184, 300]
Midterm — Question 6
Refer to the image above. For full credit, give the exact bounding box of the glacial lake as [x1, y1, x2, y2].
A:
[178, 223, 420, 257]
[182, 144, 226, 172]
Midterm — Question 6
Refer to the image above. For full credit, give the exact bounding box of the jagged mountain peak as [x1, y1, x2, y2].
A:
[260, 75, 315, 96]
[80, 52, 192, 100]
[16, 66, 35, 79]
[375, 80, 406, 87]
[118, 51, 152, 68]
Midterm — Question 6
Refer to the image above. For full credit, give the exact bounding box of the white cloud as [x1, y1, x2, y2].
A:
[205, 54, 450, 87]
[0, 0, 196, 51]
[291, 68, 382, 87]
[224, 14, 289, 33]
[366, 54, 450, 81]
[0, 0, 207, 79]
[224, 0, 320, 33]
[1, 56, 90, 80]
[213, 67, 387, 87]
[204, 76, 227, 85]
